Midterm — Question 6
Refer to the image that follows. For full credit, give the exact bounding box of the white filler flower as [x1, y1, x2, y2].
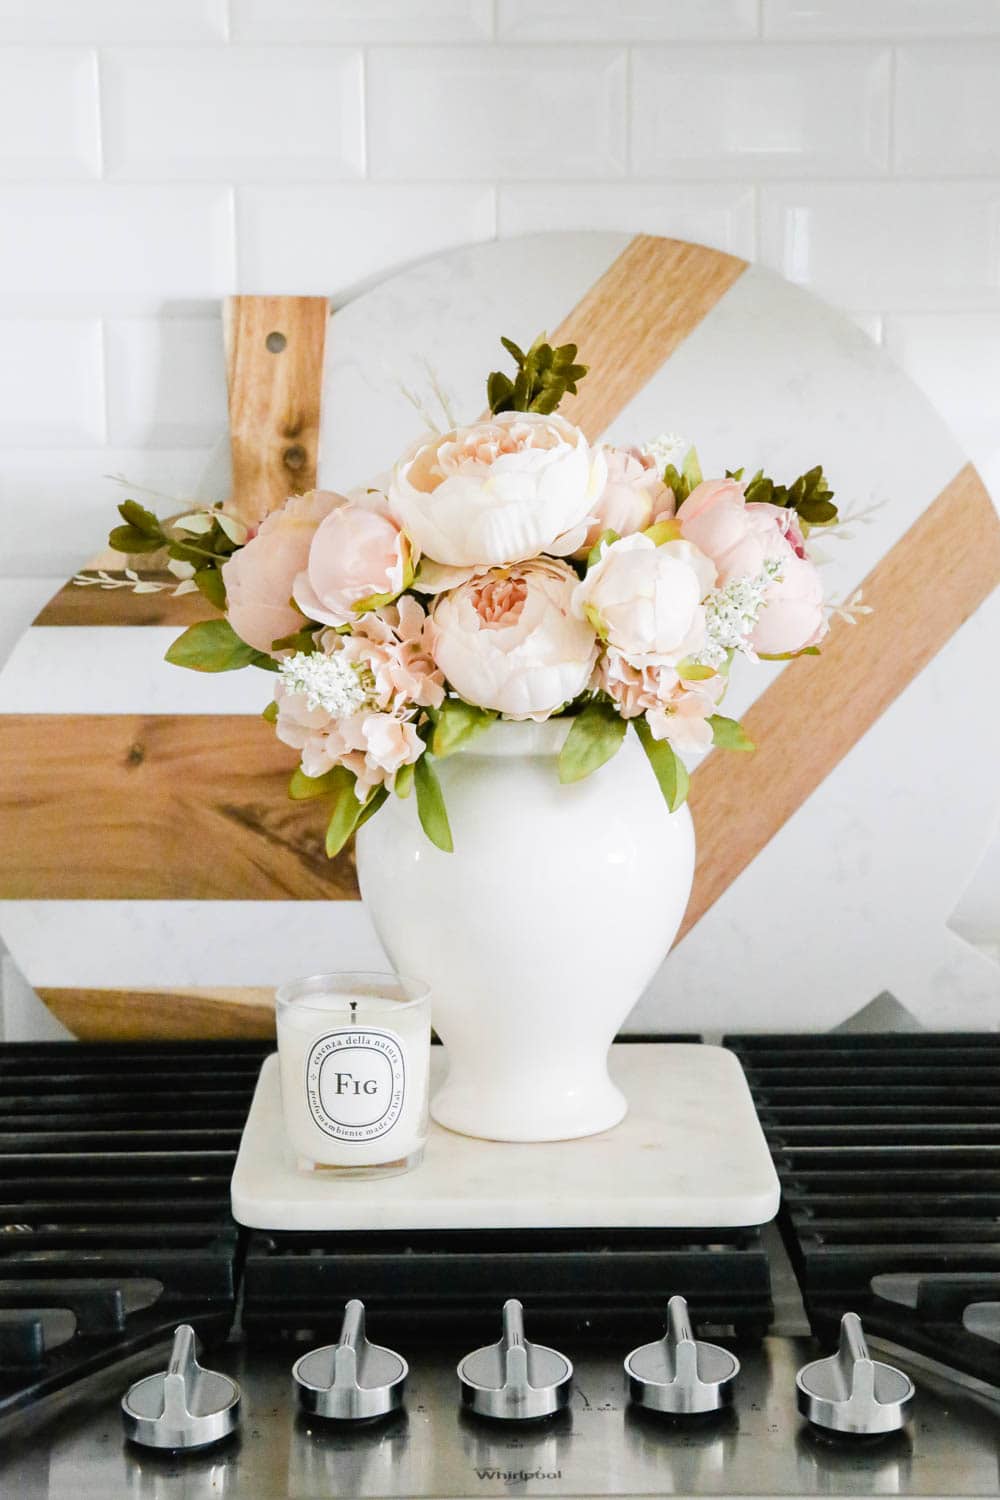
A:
[698, 561, 782, 668]
[277, 651, 369, 717]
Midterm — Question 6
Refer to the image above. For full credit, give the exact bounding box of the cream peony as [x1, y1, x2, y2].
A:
[575, 444, 674, 558]
[222, 489, 342, 654]
[429, 558, 597, 721]
[293, 490, 412, 628]
[572, 534, 716, 664]
[389, 410, 606, 568]
[751, 544, 828, 655]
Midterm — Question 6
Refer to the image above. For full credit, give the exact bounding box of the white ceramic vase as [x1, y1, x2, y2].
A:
[355, 720, 695, 1143]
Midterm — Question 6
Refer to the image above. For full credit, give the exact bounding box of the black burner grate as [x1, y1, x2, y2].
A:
[727, 1032, 1000, 1387]
[0, 1040, 270, 1419]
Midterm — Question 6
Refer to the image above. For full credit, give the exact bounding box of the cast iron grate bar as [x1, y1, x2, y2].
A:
[0, 1038, 270, 1419]
[727, 1030, 1000, 1388]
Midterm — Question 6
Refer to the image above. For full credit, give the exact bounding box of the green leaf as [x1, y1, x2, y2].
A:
[485, 331, 589, 416]
[643, 518, 682, 547]
[109, 524, 164, 554]
[708, 714, 755, 752]
[325, 768, 365, 858]
[677, 658, 716, 681]
[586, 529, 619, 569]
[193, 565, 226, 610]
[662, 463, 692, 504]
[271, 625, 320, 654]
[289, 766, 345, 801]
[118, 499, 165, 540]
[354, 784, 389, 834]
[394, 761, 415, 799]
[164, 618, 268, 673]
[558, 699, 627, 784]
[414, 754, 454, 852]
[633, 717, 690, 813]
[682, 445, 703, 491]
[758, 645, 822, 661]
[431, 697, 496, 758]
[262, 700, 278, 724]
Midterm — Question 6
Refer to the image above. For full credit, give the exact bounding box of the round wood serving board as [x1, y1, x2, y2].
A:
[1, 232, 998, 1039]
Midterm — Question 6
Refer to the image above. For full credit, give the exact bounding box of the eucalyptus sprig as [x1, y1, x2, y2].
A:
[105, 498, 247, 610]
[486, 333, 588, 416]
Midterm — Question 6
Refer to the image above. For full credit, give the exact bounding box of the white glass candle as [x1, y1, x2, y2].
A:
[275, 971, 430, 1177]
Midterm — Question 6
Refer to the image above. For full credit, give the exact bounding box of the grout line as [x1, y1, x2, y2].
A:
[96, 317, 110, 447]
[887, 44, 898, 175]
[360, 46, 369, 179]
[92, 47, 105, 181]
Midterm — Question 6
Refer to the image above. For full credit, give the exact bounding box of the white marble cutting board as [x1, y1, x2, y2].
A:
[231, 1044, 781, 1231]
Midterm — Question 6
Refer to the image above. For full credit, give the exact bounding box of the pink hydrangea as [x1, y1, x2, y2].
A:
[595, 646, 726, 755]
[275, 597, 444, 800]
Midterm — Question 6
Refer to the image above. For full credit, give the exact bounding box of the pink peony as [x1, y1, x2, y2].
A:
[678, 481, 810, 585]
[429, 558, 597, 721]
[574, 444, 674, 558]
[293, 489, 413, 628]
[572, 534, 716, 665]
[222, 489, 342, 654]
[751, 544, 828, 655]
[389, 410, 606, 567]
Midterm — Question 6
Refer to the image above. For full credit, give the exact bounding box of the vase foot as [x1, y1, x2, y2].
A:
[430, 1077, 628, 1143]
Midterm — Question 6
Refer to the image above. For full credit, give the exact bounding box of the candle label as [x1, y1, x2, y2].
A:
[304, 1027, 407, 1142]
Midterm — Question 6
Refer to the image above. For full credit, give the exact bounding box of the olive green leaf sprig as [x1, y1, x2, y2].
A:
[727, 464, 838, 531]
[486, 333, 589, 416]
[106, 498, 245, 611]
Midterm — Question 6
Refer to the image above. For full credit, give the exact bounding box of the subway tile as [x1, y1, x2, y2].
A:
[104, 318, 228, 447]
[764, 0, 1000, 38]
[367, 46, 627, 180]
[0, 322, 104, 446]
[237, 184, 496, 298]
[101, 47, 364, 182]
[0, 49, 99, 181]
[498, 183, 756, 257]
[632, 45, 890, 178]
[759, 182, 1000, 310]
[0, 448, 213, 577]
[884, 312, 1000, 456]
[895, 45, 1000, 174]
[497, 0, 757, 39]
[0, 0, 226, 41]
[232, 0, 493, 42]
[0, 186, 235, 315]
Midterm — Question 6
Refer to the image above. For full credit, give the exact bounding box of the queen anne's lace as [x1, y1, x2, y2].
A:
[698, 560, 782, 668]
[277, 651, 370, 717]
[642, 432, 688, 472]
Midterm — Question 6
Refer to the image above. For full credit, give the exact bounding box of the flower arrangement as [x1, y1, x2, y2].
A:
[87, 334, 844, 856]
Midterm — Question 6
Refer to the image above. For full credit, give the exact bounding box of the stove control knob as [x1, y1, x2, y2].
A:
[625, 1295, 739, 1415]
[458, 1299, 572, 1420]
[796, 1312, 915, 1436]
[122, 1324, 240, 1450]
[293, 1299, 407, 1420]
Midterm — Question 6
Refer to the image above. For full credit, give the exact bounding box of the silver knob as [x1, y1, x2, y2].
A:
[796, 1312, 915, 1435]
[625, 1296, 739, 1415]
[458, 1299, 572, 1420]
[121, 1324, 240, 1450]
[292, 1299, 407, 1420]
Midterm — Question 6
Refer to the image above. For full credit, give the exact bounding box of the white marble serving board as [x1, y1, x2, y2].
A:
[230, 1043, 780, 1232]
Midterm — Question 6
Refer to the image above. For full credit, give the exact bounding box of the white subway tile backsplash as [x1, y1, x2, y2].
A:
[497, 0, 757, 40]
[367, 47, 628, 180]
[232, 0, 493, 42]
[104, 318, 227, 446]
[632, 45, 891, 178]
[101, 47, 365, 182]
[0, 186, 235, 315]
[884, 313, 1000, 456]
[759, 182, 1000, 310]
[0, 49, 99, 181]
[0, 322, 104, 446]
[764, 0, 1000, 38]
[237, 184, 496, 298]
[498, 183, 756, 257]
[895, 45, 1000, 174]
[0, 0, 226, 42]
[0, 447, 213, 577]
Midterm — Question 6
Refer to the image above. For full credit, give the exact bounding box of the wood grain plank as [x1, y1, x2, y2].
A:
[38, 986, 276, 1041]
[0, 714, 359, 901]
[547, 236, 748, 440]
[37, 574, 215, 627]
[225, 294, 329, 527]
[678, 463, 1000, 945]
